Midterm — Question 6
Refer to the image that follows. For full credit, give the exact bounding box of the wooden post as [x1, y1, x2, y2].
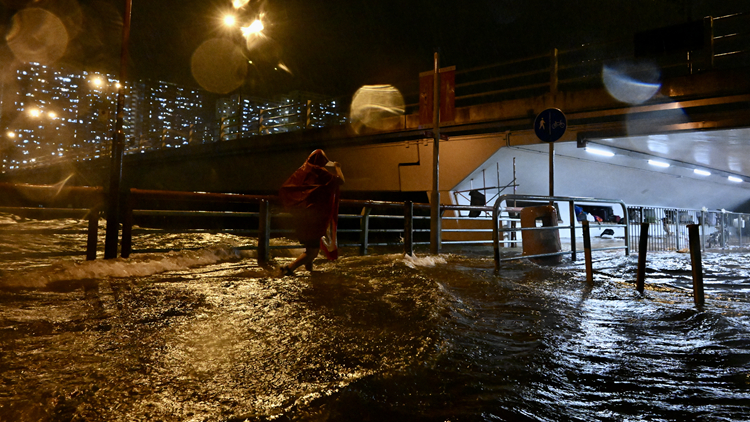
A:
[636, 222, 649, 294]
[258, 200, 270, 266]
[404, 200, 413, 256]
[582, 220, 593, 284]
[688, 224, 705, 308]
[120, 192, 134, 258]
[359, 207, 371, 255]
[86, 206, 100, 261]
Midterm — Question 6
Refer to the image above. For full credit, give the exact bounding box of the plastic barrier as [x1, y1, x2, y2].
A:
[520, 205, 562, 265]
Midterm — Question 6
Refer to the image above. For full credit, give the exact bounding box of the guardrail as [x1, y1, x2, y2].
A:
[492, 194, 630, 269]
[4, 185, 748, 264]
[120, 190, 499, 261]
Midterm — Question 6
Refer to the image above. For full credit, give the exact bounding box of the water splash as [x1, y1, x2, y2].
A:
[402, 253, 446, 269]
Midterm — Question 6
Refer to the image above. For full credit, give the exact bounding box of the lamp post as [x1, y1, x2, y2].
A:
[430, 52, 441, 254]
[222, 5, 265, 141]
[104, 0, 132, 259]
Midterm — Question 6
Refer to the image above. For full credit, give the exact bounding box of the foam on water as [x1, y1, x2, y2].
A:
[0, 245, 254, 289]
[402, 253, 447, 268]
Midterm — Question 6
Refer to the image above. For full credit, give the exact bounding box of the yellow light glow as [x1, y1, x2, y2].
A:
[29, 108, 41, 117]
[6, 132, 15, 138]
[91, 77, 104, 88]
[241, 19, 264, 36]
[232, 0, 250, 8]
[48, 112, 57, 119]
[223, 14, 236, 27]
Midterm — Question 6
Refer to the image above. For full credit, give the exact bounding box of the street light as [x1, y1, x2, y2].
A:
[241, 19, 264, 36]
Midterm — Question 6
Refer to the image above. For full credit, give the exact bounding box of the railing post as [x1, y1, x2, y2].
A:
[623, 203, 630, 256]
[720, 210, 726, 249]
[120, 190, 134, 258]
[550, 48, 559, 94]
[675, 210, 681, 251]
[569, 201, 577, 261]
[493, 202, 500, 271]
[86, 205, 100, 261]
[703, 16, 714, 71]
[359, 206, 371, 255]
[700, 209, 706, 251]
[740, 214, 744, 249]
[404, 201, 414, 256]
[688, 224, 705, 308]
[582, 220, 593, 284]
[258, 199, 270, 266]
[636, 223, 650, 294]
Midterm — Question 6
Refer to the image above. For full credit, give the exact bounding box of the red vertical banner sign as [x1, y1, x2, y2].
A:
[419, 66, 456, 126]
[439, 66, 455, 123]
[419, 70, 434, 126]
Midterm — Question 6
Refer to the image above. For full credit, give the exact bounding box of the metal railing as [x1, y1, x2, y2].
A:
[492, 194, 630, 269]
[120, 191, 498, 260]
[3, 185, 749, 264]
[627, 205, 750, 251]
[405, 12, 750, 112]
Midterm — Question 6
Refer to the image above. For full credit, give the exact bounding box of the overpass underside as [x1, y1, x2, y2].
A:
[136, 67, 750, 212]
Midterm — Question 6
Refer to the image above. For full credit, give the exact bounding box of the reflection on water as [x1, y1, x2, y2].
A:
[1, 217, 749, 421]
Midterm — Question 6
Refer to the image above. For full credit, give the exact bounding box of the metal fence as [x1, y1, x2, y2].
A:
[492, 194, 630, 268]
[405, 12, 750, 112]
[627, 205, 749, 252]
[1, 184, 748, 262]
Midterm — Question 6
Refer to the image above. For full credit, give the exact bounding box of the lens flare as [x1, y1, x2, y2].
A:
[602, 60, 661, 105]
[6, 8, 69, 64]
[191, 38, 247, 94]
[350, 85, 405, 131]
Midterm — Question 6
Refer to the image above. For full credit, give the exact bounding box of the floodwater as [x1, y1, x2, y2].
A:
[1, 216, 749, 421]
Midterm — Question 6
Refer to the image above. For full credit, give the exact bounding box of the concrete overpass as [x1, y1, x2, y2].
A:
[8, 64, 749, 213]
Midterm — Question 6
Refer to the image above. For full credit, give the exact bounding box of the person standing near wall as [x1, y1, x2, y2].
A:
[278, 149, 345, 276]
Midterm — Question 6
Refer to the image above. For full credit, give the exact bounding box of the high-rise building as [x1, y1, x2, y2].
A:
[215, 90, 347, 141]
[0, 62, 215, 173]
[0, 63, 346, 174]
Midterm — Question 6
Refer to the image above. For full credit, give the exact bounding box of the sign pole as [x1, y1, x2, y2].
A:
[549, 142, 554, 199]
[534, 108, 566, 203]
[430, 52, 441, 254]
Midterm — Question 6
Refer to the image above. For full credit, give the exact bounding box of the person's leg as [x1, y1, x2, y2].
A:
[284, 247, 319, 274]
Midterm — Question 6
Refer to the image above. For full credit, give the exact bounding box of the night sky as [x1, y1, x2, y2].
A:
[1, 0, 747, 99]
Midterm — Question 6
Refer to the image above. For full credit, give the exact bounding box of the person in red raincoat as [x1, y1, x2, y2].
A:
[277, 149, 345, 275]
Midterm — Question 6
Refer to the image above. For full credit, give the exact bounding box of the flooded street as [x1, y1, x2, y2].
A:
[1, 218, 749, 421]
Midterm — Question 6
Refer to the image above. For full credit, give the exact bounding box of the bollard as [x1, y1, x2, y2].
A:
[359, 207, 371, 255]
[582, 220, 593, 284]
[688, 224, 705, 308]
[404, 200, 413, 256]
[258, 200, 270, 266]
[121, 193, 134, 258]
[86, 205, 101, 261]
[636, 222, 649, 294]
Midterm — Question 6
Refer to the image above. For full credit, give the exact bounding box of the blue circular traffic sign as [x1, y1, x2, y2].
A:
[534, 108, 566, 143]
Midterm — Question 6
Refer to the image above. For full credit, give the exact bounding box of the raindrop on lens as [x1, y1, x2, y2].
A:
[6, 8, 69, 64]
[602, 61, 661, 105]
[350, 85, 405, 131]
